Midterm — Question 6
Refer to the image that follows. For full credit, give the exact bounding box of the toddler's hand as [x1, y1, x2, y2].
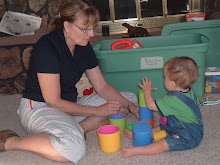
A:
[138, 77, 157, 92]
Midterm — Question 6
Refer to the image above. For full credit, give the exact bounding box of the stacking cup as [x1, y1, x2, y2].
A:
[139, 107, 153, 121]
[133, 122, 152, 147]
[139, 90, 154, 128]
[97, 125, 121, 153]
[139, 119, 154, 128]
[109, 113, 126, 134]
[154, 130, 168, 142]
[139, 90, 153, 121]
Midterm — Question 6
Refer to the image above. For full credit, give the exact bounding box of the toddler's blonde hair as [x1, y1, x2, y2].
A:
[164, 57, 199, 90]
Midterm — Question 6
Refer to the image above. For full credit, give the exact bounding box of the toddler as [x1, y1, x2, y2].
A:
[123, 56, 203, 158]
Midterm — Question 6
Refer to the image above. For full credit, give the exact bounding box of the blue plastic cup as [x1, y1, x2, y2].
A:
[139, 107, 153, 121]
[133, 122, 152, 147]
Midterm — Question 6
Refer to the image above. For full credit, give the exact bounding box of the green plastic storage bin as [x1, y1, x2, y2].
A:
[161, 19, 220, 67]
[94, 34, 209, 99]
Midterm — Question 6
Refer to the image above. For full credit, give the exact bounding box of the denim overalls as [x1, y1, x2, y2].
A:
[159, 89, 204, 151]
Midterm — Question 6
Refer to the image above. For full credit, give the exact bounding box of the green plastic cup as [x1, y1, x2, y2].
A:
[109, 114, 126, 134]
[139, 90, 146, 107]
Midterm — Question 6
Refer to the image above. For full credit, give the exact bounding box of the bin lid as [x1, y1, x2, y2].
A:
[93, 33, 208, 73]
[161, 19, 220, 67]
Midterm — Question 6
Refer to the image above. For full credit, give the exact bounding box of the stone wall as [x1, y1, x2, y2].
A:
[0, 0, 65, 94]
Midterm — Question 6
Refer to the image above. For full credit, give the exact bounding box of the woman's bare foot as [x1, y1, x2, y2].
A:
[124, 129, 133, 140]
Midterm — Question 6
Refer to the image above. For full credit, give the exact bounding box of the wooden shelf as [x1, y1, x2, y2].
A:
[0, 28, 49, 47]
[0, 27, 161, 47]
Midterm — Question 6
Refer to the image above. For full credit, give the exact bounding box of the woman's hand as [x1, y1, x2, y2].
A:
[129, 103, 139, 119]
[97, 101, 121, 116]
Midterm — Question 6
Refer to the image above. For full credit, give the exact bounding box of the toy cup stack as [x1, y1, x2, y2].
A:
[138, 90, 154, 128]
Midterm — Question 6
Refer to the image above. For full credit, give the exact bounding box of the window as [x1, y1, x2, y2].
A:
[114, 0, 137, 20]
[89, 0, 201, 34]
[89, 0, 111, 21]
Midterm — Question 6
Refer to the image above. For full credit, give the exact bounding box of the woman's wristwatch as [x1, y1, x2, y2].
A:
[128, 102, 137, 109]
[128, 102, 133, 109]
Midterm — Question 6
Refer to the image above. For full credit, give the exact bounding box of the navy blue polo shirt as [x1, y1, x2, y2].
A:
[23, 28, 98, 102]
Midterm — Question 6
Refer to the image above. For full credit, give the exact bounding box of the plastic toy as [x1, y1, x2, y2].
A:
[97, 125, 121, 153]
[199, 94, 220, 106]
[205, 67, 220, 94]
[111, 39, 132, 50]
[131, 39, 144, 48]
[153, 130, 168, 142]
[111, 39, 144, 50]
[132, 122, 152, 147]
[126, 124, 133, 130]
[138, 90, 154, 128]
[109, 114, 126, 134]
[160, 116, 167, 125]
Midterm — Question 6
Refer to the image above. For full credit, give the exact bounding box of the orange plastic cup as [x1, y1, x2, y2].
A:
[139, 119, 154, 128]
[97, 125, 121, 153]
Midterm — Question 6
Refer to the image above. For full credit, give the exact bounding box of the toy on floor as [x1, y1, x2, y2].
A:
[127, 90, 154, 147]
[160, 116, 167, 125]
[132, 122, 152, 147]
[126, 124, 133, 130]
[97, 125, 121, 153]
[199, 93, 220, 105]
[153, 130, 168, 142]
[138, 90, 154, 128]
[109, 113, 126, 134]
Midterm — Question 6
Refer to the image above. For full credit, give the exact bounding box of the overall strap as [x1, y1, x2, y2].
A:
[167, 89, 202, 123]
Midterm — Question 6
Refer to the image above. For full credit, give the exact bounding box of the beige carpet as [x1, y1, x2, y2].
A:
[0, 94, 220, 165]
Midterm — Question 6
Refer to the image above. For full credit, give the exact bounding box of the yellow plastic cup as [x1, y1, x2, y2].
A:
[97, 125, 121, 153]
[153, 130, 168, 142]
[109, 114, 126, 134]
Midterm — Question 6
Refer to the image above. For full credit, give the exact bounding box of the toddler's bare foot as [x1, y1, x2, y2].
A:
[124, 129, 133, 140]
[123, 147, 136, 158]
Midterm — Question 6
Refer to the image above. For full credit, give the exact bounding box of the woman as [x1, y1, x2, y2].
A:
[0, 0, 138, 164]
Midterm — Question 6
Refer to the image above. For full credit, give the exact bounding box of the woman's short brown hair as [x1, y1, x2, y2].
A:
[48, 0, 100, 32]
[164, 56, 199, 90]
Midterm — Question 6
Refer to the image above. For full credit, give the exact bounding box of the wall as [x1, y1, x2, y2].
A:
[0, 0, 63, 94]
